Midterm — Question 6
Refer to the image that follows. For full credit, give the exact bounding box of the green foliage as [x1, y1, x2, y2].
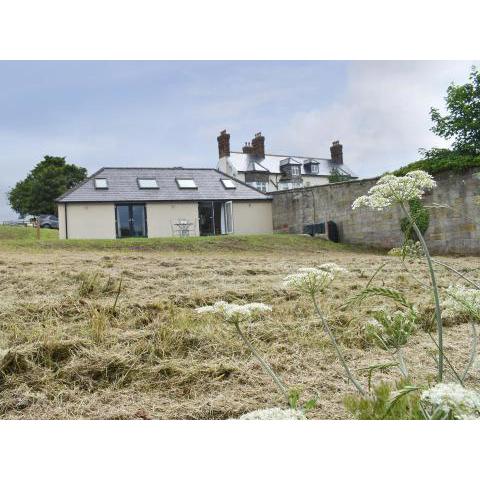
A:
[328, 167, 352, 183]
[344, 381, 425, 420]
[345, 286, 412, 309]
[393, 148, 480, 176]
[365, 308, 417, 350]
[400, 198, 430, 242]
[430, 66, 480, 155]
[8, 156, 87, 216]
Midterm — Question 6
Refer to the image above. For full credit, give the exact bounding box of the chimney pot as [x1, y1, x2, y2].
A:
[217, 130, 230, 158]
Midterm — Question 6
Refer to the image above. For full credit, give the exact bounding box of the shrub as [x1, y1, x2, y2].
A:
[393, 148, 480, 177]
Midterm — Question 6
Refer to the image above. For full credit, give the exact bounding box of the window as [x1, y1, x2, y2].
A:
[176, 178, 197, 189]
[137, 178, 158, 189]
[221, 178, 236, 189]
[247, 181, 267, 193]
[94, 178, 108, 189]
[290, 165, 301, 176]
[224, 201, 233, 234]
[310, 163, 319, 174]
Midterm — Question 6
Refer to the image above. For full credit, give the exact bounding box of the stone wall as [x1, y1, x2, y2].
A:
[271, 168, 480, 254]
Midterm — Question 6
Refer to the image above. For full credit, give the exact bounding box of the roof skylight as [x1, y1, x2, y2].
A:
[94, 178, 108, 189]
[137, 178, 159, 189]
[176, 178, 197, 189]
[221, 178, 236, 189]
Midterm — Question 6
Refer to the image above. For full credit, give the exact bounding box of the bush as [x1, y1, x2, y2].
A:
[393, 148, 480, 177]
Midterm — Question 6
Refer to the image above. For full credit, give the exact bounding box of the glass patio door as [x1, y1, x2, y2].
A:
[116, 204, 146, 238]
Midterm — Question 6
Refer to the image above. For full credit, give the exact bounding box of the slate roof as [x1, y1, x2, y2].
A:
[56, 168, 272, 203]
[225, 152, 356, 177]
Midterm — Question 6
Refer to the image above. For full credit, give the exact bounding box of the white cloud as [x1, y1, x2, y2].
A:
[273, 61, 476, 176]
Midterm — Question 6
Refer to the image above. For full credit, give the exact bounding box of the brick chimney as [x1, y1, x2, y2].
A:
[217, 130, 230, 158]
[242, 142, 255, 154]
[330, 140, 343, 164]
[251, 132, 265, 158]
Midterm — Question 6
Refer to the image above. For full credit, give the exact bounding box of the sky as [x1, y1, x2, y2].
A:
[0, 60, 477, 220]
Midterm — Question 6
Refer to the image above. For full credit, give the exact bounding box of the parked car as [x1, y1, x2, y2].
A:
[38, 214, 59, 229]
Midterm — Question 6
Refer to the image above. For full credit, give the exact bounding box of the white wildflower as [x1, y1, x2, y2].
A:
[283, 263, 346, 295]
[195, 301, 272, 323]
[239, 407, 306, 420]
[388, 241, 424, 258]
[443, 285, 480, 321]
[317, 263, 349, 274]
[352, 170, 436, 211]
[364, 309, 416, 350]
[421, 383, 480, 419]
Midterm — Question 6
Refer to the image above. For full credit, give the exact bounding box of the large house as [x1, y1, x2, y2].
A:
[56, 168, 272, 239]
[216, 130, 356, 192]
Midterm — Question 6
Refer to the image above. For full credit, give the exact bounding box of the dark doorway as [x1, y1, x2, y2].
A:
[116, 204, 147, 238]
[198, 201, 233, 236]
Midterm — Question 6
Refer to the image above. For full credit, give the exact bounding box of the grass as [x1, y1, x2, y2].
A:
[0, 225, 478, 419]
[0, 225, 357, 253]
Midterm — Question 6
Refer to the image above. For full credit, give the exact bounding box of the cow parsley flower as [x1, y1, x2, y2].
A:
[364, 309, 417, 350]
[239, 407, 307, 420]
[421, 383, 480, 419]
[195, 301, 272, 323]
[388, 241, 424, 259]
[443, 285, 480, 321]
[352, 170, 436, 211]
[283, 263, 347, 295]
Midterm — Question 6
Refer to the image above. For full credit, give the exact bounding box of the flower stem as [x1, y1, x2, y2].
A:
[461, 320, 477, 382]
[401, 203, 443, 382]
[234, 322, 290, 403]
[312, 296, 366, 396]
[395, 348, 408, 378]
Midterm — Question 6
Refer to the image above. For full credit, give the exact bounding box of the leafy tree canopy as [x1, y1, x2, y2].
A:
[393, 66, 480, 176]
[430, 66, 480, 155]
[8, 156, 87, 216]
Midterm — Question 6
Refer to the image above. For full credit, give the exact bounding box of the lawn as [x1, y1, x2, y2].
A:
[0, 226, 476, 419]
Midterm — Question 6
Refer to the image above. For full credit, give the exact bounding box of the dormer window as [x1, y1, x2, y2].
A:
[304, 161, 319, 174]
[221, 178, 236, 189]
[176, 178, 197, 189]
[290, 165, 301, 176]
[94, 178, 108, 189]
[137, 178, 158, 189]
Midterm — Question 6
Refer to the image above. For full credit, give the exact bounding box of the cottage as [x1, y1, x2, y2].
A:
[56, 168, 273, 239]
[217, 130, 357, 192]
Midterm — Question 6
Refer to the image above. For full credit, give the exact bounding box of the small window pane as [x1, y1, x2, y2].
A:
[95, 178, 108, 189]
[176, 178, 197, 189]
[138, 178, 158, 189]
[221, 178, 236, 189]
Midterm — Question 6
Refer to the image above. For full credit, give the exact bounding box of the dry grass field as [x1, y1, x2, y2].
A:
[0, 226, 477, 419]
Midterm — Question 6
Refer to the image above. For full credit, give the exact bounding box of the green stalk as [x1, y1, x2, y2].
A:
[234, 321, 290, 403]
[401, 203, 443, 382]
[312, 296, 366, 396]
[461, 319, 478, 382]
[431, 258, 480, 290]
[396, 348, 408, 378]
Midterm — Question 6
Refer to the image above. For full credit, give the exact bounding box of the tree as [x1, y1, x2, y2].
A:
[430, 66, 480, 155]
[8, 156, 87, 216]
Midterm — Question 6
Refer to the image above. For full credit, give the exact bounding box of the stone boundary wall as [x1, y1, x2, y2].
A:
[271, 168, 480, 254]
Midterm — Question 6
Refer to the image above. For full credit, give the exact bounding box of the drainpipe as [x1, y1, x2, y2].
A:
[64, 203, 68, 239]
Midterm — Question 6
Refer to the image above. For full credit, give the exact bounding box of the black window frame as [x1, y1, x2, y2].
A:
[114, 203, 148, 238]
